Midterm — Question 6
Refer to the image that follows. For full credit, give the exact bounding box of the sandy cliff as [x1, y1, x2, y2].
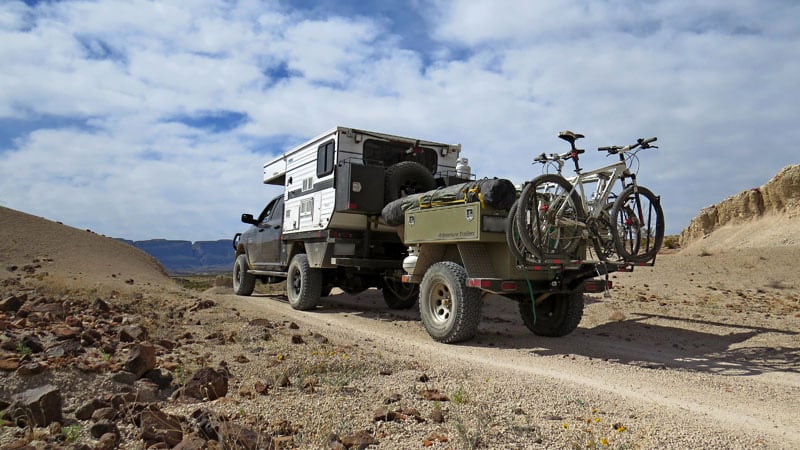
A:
[679, 164, 800, 249]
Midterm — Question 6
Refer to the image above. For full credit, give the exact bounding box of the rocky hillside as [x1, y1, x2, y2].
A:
[679, 164, 800, 247]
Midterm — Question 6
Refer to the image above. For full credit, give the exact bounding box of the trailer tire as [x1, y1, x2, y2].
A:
[382, 277, 419, 309]
[419, 262, 482, 343]
[518, 291, 584, 337]
[233, 254, 256, 296]
[385, 161, 436, 204]
[286, 254, 322, 310]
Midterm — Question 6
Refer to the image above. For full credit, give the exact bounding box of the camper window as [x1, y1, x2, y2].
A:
[362, 139, 437, 173]
[317, 140, 335, 177]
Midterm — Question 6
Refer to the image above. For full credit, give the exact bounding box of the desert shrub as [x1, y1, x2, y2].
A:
[663, 235, 680, 249]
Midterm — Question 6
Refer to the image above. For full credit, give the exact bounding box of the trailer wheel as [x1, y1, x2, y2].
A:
[419, 262, 482, 343]
[286, 254, 322, 310]
[233, 254, 256, 296]
[385, 161, 436, 204]
[382, 277, 419, 309]
[518, 291, 584, 337]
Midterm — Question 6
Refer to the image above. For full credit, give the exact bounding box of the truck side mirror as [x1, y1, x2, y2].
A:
[241, 213, 258, 225]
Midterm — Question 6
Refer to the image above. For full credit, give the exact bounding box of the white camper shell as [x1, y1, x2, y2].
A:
[262, 127, 464, 235]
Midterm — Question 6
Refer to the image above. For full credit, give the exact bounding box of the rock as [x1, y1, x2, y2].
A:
[312, 333, 329, 344]
[0, 356, 20, 371]
[75, 398, 110, 420]
[15, 361, 46, 376]
[51, 325, 81, 340]
[90, 420, 120, 439]
[275, 373, 291, 388]
[401, 407, 425, 423]
[93, 298, 111, 312]
[373, 407, 399, 422]
[430, 407, 445, 423]
[9, 384, 62, 427]
[254, 380, 269, 395]
[92, 407, 117, 422]
[97, 432, 119, 450]
[140, 408, 184, 447]
[291, 335, 305, 344]
[46, 338, 83, 358]
[420, 389, 449, 401]
[218, 422, 265, 450]
[248, 318, 274, 328]
[124, 343, 156, 378]
[0, 294, 26, 312]
[81, 329, 102, 345]
[182, 367, 229, 401]
[111, 370, 139, 385]
[120, 324, 148, 342]
[188, 299, 215, 312]
[144, 368, 174, 389]
[173, 434, 209, 450]
[341, 430, 379, 449]
[134, 379, 162, 403]
[21, 334, 44, 353]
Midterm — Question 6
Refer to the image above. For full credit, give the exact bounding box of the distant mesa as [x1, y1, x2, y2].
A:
[116, 238, 233, 275]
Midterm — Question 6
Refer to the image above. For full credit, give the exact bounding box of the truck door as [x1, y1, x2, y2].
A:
[252, 196, 284, 269]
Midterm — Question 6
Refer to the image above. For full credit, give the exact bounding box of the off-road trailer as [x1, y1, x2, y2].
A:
[398, 201, 645, 343]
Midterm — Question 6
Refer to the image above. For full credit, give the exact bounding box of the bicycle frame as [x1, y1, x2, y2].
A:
[542, 159, 630, 225]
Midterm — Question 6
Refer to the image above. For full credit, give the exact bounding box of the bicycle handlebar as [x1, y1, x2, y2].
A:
[598, 136, 658, 154]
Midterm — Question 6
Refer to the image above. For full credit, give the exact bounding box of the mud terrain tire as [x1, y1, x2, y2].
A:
[519, 290, 584, 337]
[286, 254, 322, 310]
[419, 262, 482, 343]
[233, 254, 256, 296]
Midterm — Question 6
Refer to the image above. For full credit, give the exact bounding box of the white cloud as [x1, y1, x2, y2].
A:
[1, 0, 799, 241]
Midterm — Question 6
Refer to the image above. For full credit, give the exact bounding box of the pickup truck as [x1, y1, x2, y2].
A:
[232, 126, 468, 311]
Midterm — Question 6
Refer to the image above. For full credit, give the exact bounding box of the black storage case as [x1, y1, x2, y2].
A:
[334, 163, 385, 214]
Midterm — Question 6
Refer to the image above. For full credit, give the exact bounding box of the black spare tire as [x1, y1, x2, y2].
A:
[384, 161, 436, 204]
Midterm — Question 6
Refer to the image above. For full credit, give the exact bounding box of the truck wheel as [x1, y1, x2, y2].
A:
[385, 161, 436, 204]
[518, 291, 584, 337]
[419, 262, 482, 343]
[233, 254, 256, 296]
[382, 277, 419, 309]
[286, 254, 322, 310]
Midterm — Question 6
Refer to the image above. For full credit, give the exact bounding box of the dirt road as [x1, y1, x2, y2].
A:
[218, 251, 799, 449]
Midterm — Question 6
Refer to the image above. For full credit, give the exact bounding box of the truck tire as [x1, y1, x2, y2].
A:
[233, 254, 256, 296]
[286, 253, 322, 310]
[518, 291, 584, 337]
[385, 161, 436, 204]
[419, 262, 482, 343]
[382, 277, 419, 309]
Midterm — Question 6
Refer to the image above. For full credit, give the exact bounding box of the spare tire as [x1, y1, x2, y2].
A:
[384, 161, 436, 204]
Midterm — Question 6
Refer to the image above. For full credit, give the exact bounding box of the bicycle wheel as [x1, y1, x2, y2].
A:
[610, 185, 664, 262]
[506, 200, 534, 263]
[516, 174, 585, 260]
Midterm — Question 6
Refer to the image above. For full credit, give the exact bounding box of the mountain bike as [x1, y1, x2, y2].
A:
[510, 131, 665, 263]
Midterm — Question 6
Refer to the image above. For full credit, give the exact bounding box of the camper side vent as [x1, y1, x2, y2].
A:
[302, 177, 313, 192]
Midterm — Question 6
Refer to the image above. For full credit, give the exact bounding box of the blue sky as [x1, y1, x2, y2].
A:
[1, 0, 798, 241]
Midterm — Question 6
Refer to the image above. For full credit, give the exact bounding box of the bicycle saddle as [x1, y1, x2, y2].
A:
[558, 130, 584, 145]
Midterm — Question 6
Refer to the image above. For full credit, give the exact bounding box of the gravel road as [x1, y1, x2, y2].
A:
[216, 250, 799, 449]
